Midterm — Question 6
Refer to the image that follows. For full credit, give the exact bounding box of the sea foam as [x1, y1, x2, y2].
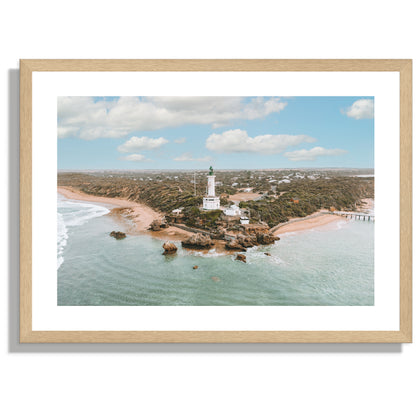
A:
[57, 195, 110, 269]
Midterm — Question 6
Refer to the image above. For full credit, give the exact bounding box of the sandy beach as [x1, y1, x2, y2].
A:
[58, 186, 192, 238]
[273, 213, 347, 236]
[58, 186, 372, 244]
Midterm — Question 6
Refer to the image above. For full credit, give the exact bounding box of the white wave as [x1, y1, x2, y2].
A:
[335, 219, 350, 230]
[187, 248, 227, 258]
[57, 195, 110, 269]
[244, 247, 283, 265]
[58, 199, 110, 227]
[57, 212, 68, 270]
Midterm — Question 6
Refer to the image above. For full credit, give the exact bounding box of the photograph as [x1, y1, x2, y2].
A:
[57, 95, 375, 306]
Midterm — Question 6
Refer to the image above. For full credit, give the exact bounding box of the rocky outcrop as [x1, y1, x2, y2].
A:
[240, 223, 269, 236]
[238, 234, 257, 248]
[225, 239, 246, 251]
[264, 252, 272, 256]
[236, 253, 246, 263]
[162, 241, 177, 255]
[109, 231, 126, 240]
[149, 219, 168, 231]
[225, 234, 256, 251]
[226, 231, 279, 250]
[256, 232, 279, 245]
[211, 226, 227, 240]
[181, 233, 214, 249]
[193, 265, 198, 269]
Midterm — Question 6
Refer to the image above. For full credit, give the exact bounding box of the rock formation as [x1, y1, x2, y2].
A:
[149, 219, 168, 231]
[109, 231, 126, 240]
[225, 231, 279, 250]
[211, 226, 226, 240]
[256, 231, 279, 245]
[236, 253, 246, 263]
[162, 241, 177, 255]
[181, 233, 214, 249]
[225, 234, 255, 251]
[225, 239, 247, 251]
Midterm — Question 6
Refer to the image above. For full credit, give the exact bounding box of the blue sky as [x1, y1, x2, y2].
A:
[58, 96, 374, 170]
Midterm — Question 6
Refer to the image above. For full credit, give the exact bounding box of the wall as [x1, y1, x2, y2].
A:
[1, 1, 414, 415]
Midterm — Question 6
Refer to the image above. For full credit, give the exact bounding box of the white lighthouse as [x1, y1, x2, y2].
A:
[203, 166, 220, 210]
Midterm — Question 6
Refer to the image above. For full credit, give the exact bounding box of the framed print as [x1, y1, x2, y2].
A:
[20, 59, 412, 343]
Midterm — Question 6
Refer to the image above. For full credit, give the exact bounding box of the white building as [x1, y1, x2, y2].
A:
[203, 166, 221, 210]
[224, 204, 241, 216]
[240, 216, 250, 225]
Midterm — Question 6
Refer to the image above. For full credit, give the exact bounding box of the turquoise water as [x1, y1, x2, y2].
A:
[57, 195, 374, 306]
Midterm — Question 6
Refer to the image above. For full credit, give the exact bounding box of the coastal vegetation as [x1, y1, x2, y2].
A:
[241, 177, 374, 227]
[58, 169, 374, 230]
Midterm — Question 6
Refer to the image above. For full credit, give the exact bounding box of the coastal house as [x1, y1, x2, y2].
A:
[224, 204, 241, 216]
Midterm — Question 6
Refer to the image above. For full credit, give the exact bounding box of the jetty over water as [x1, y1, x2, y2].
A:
[332, 211, 375, 221]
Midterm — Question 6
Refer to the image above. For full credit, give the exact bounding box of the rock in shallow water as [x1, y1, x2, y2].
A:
[162, 241, 177, 255]
[236, 253, 246, 263]
[110, 231, 126, 240]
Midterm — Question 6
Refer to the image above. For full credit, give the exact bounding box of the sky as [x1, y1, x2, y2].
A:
[58, 96, 374, 170]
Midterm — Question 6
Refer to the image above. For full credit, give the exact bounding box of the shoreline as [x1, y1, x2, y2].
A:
[273, 212, 347, 236]
[273, 197, 374, 236]
[58, 186, 193, 240]
[58, 186, 372, 246]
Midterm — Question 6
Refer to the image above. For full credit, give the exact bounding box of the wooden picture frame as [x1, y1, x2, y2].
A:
[20, 59, 412, 343]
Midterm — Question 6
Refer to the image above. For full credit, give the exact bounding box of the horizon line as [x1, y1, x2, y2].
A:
[58, 167, 374, 172]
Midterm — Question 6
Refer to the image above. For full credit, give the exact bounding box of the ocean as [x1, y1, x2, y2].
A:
[57, 194, 374, 306]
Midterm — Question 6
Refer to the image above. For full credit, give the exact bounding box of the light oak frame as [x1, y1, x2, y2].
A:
[20, 60, 412, 343]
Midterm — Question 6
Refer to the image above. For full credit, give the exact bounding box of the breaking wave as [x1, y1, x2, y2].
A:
[57, 194, 110, 269]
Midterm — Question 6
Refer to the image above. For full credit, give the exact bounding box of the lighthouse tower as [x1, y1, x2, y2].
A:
[203, 166, 220, 210]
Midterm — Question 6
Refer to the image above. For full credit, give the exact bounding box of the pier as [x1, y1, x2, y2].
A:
[332, 211, 375, 221]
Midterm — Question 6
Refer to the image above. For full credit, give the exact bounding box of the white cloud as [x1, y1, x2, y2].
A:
[343, 99, 374, 119]
[120, 154, 151, 162]
[174, 137, 187, 144]
[284, 146, 347, 161]
[174, 152, 212, 162]
[205, 129, 316, 154]
[117, 136, 168, 153]
[57, 96, 288, 140]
